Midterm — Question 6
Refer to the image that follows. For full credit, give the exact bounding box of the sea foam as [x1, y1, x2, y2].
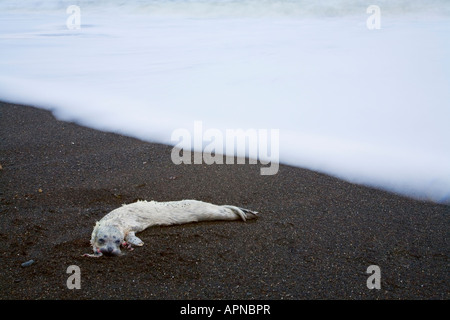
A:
[1, 0, 449, 203]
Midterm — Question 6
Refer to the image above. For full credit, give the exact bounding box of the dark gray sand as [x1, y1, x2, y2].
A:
[0, 101, 448, 300]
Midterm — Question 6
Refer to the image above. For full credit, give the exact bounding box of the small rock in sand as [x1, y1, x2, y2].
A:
[21, 260, 35, 268]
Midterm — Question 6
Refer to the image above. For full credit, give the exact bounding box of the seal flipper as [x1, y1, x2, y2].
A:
[222, 205, 258, 221]
[125, 231, 144, 246]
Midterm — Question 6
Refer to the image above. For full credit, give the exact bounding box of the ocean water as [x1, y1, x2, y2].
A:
[0, 0, 449, 203]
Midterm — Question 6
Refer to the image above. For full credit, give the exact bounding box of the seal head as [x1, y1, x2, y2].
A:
[91, 224, 124, 256]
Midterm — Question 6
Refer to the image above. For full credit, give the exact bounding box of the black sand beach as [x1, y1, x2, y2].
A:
[0, 101, 448, 300]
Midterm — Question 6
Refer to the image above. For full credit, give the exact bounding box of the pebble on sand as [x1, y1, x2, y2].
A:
[21, 260, 35, 267]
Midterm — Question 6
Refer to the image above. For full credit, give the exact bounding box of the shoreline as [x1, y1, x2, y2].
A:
[0, 101, 448, 299]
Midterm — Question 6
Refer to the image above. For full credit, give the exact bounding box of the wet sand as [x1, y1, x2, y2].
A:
[0, 101, 448, 300]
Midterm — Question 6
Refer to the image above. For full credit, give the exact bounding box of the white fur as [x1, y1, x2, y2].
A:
[84, 199, 257, 257]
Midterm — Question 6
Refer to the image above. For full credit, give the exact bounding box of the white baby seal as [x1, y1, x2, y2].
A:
[84, 199, 258, 257]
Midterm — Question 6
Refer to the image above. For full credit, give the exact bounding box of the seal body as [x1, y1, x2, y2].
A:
[85, 199, 257, 257]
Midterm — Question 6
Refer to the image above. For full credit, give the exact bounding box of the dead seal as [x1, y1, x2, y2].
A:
[84, 199, 257, 257]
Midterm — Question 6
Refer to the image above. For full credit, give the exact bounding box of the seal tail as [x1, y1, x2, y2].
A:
[222, 205, 258, 221]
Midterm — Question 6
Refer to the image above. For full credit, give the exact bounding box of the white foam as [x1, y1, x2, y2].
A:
[1, 0, 449, 203]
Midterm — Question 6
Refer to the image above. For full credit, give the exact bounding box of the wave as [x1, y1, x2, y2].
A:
[1, 0, 449, 203]
[3, 0, 450, 18]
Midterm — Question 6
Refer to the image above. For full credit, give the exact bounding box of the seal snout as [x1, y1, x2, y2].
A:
[100, 246, 120, 256]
